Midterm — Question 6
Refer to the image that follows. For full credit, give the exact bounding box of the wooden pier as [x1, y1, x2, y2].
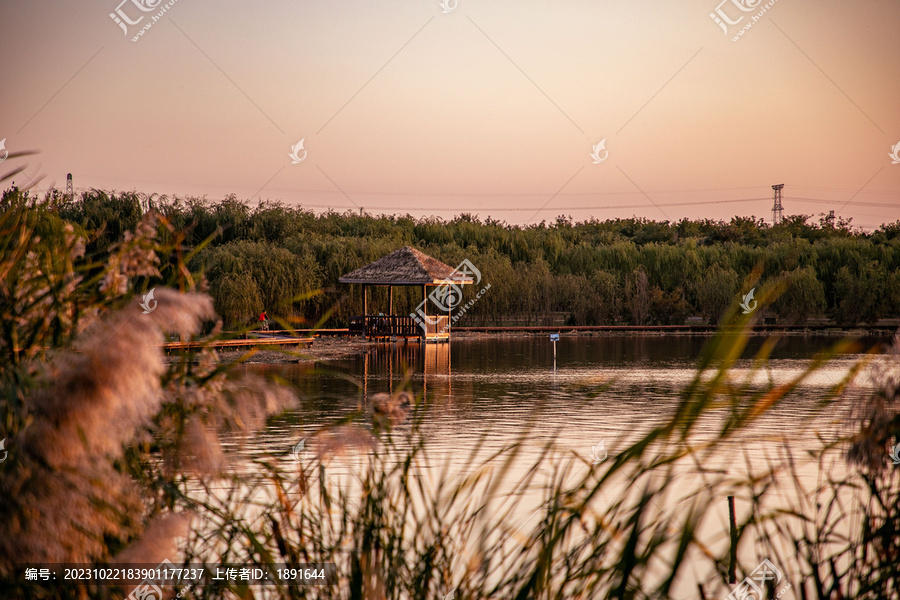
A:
[163, 333, 314, 352]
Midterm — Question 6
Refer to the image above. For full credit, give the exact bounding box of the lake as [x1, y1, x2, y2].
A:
[246, 333, 882, 458]
[231, 333, 890, 597]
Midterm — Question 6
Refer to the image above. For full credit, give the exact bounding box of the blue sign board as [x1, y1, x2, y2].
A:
[550, 333, 560, 342]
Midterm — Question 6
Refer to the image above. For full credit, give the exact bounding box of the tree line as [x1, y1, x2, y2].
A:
[24, 187, 900, 328]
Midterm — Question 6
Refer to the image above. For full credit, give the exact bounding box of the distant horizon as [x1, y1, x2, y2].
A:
[21, 180, 896, 232]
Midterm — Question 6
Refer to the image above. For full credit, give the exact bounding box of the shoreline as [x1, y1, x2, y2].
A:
[213, 336, 372, 365]
[203, 327, 896, 365]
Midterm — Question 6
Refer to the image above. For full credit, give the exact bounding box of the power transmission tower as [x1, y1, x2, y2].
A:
[66, 173, 74, 201]
[771, 184, 784, 225]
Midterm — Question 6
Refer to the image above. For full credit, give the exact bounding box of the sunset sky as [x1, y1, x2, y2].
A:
[2, 0, 898, 228]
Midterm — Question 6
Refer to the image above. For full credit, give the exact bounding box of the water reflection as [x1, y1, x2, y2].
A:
[359, 340, 452, 403]
[232, 334, 887, 596]
[251, 334, 885, 457]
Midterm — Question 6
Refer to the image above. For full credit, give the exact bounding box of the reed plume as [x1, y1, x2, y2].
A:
[0, 289, 213, 566]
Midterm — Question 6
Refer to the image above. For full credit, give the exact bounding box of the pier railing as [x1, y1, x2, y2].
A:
[349, 315, 427, 338]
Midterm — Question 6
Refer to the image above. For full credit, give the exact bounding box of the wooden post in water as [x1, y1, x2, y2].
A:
[728, 495, 737, 584]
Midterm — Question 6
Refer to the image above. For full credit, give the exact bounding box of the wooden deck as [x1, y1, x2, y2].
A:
[163, 334, 314, 351]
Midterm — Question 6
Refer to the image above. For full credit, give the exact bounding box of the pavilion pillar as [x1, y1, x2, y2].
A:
[389, 285, 393, 315]
[363, 285, 367, 315]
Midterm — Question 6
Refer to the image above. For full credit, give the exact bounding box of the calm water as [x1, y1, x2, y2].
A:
[225, 334, 890, 596]
[245, 334, 886, 458]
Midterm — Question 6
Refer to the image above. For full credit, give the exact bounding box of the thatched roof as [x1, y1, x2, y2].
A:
[339, 246, 474, 285]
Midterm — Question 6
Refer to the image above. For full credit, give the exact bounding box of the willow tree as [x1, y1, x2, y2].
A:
[833, 262, 887, 326]
[626, 268, 650, 326]
[211, 271, 263, 327]
[696, 265, 739, 325]
[772, 266, 826, 324]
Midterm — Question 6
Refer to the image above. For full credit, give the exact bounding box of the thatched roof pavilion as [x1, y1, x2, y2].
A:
[339, 246, 472, 286]
[339, 246, 474, 340]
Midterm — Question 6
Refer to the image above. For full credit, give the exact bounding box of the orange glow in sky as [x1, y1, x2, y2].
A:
[1, 0, 898, 228]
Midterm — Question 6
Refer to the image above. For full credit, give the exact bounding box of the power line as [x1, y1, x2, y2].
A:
[788, 185, 898, 196]
[786, 197, 899, 209]
[65, 174, 900, 205]
[286, 197, 771, 212]
[74, 173, 770, 197]
[32, 177, 899, 214]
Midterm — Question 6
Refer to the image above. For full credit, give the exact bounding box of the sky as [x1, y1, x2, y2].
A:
[1, 0, 899, 229]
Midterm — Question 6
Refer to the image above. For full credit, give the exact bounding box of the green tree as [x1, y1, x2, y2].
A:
[590, 270, 620, 324]
[649, 286, 690, 325]
[211, 271, 263, 326]
[41, 189, 900, 327]
[196, 241, 320, 327]
[625, 268, 650, 326]
[696, 265, 739, 325]
[832, 262, 886, 326]
[772, 266, 826, 324]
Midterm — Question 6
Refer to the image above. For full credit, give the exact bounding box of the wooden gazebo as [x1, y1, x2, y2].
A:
[339, 246, 473, 341]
